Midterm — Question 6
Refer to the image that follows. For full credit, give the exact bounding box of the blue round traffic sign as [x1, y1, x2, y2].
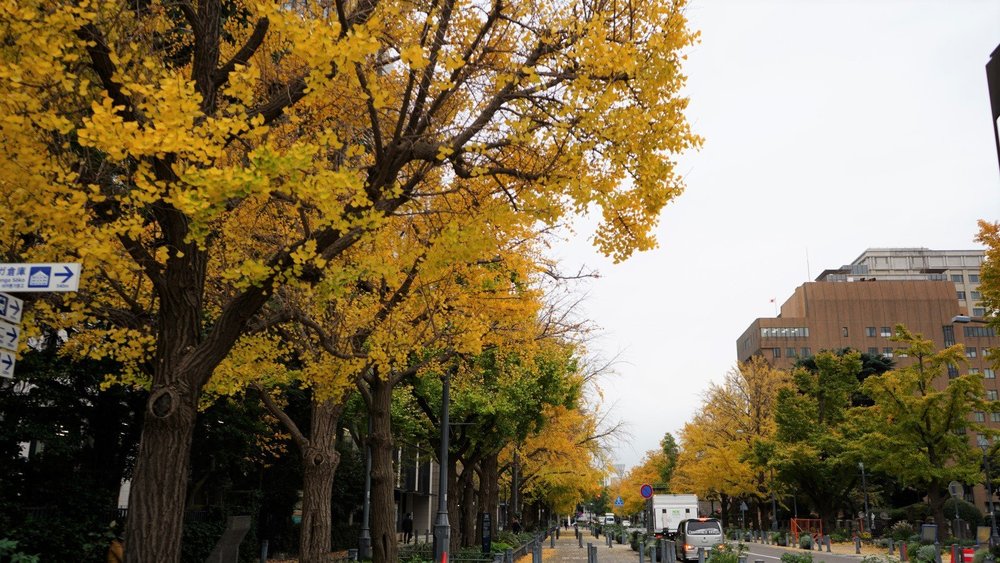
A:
[640, 483, 653, 499]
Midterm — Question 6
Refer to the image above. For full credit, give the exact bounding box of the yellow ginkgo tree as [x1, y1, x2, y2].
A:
[0, 0, 699, 559]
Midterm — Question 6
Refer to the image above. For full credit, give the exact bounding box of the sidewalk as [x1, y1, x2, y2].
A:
[519, 528, 641, 562]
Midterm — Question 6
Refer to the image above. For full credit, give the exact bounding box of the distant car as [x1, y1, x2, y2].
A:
[622, 519, 631, 527]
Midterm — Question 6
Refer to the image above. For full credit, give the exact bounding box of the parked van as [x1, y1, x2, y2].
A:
[674, 518, 724, 561]
[603, 513, 616, 525]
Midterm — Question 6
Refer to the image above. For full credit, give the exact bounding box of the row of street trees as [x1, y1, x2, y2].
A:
[621, 328, 999, 535]
[0, 0, 701, 560]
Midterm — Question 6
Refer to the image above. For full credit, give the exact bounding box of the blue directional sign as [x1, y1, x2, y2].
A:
[0, 292, 23, 323]
[614, 496, 624, 507]
[0, 320, 19, 352]
[0, 350, 13, 378]
[0, 263, 80, 292]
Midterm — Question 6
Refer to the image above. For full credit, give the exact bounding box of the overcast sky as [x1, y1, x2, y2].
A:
[550, 0, 1000, 471]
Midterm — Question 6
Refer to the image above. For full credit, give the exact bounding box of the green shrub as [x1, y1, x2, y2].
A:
[799, 535, 813, 549]
[780, 552, 814, 563]
[972, 548, 991, 563]
[0, 539, 40, 563]
[944, 499, 984, 527]
[861, 556, 891, 563]
[708, 542, 746, 563]
[889, 521, 916, 541]
[830, 532, 849, 543]
[916, 544, 939, 563]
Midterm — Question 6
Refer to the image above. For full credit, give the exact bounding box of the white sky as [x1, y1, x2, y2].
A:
[550, 0, 1000, 470]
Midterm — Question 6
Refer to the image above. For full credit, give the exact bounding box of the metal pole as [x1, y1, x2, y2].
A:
[859, 462, 871, 534]
[433, 372, 451, 562]
[359, 411, 372, 559]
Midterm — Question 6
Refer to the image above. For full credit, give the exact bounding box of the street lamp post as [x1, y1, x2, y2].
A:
[859, 462, 872, 534]
[432, 371, 451, 563]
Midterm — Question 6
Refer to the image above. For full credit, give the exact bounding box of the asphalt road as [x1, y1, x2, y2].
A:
[742, 543, 869, 563]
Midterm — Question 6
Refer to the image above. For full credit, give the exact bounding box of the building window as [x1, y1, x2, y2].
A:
[786, 348, 797, 358]
[974, 307, 986, 317]
[944, 325, 956, 346]
[948, 364, 960, 378]
[970, 274, 980, 283]
[970, 368, 980, 375]
[972, 291, 982, 300]
[772, 348, 781, 358]
[967, 348, 978, 358]
[952, 274, 965, 283]
[801, 347, 811, 357]
[760, 327, 809, 338]
[883, 347, 893, 358]
[868, 347, 879, 356]
[988, 390, 998, 401]
[897, 349, 908, 358]
[974, 412, 986, 423]
[865, 326, 876, 337]
[986, 369, 996, 379]
[954, 427, 967, 436]
[992, 413, 1000, 423]
[985, 348, 992, 358]
[958, 291, 967, 300]
[965, 326, 997, 338]
[880, 326, 892, 337]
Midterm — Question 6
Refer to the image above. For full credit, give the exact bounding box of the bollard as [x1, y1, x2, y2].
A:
[640, 541, 646, 563]
[556, 528, 560, 539]
[825, 535, 832, 552]
[952, 544, 959, 563]
[816, 535, 822, 552]
[889, 538, 895, 555]
[901, 542, 909, 562]
[551, 532, 555, 548]
[661, 538, 668, 563]
[698, 547, 706, 563]
[738, 556, 748, 563]
[259, 539, 269, 563]
[668, 540, 677, 563]
[579, 531, 583, 548]
[935, 542, 942, 563]
[347, 548, 358, 561]
[855, 535, 862, 554]
[588, 543, 594, 562]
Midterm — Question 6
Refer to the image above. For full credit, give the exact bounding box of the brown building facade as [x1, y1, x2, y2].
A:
[737, 280, 997, 372]
[736, 279, 999, 510]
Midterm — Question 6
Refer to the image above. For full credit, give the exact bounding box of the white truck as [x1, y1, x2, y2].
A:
[645, 494, 699, 539]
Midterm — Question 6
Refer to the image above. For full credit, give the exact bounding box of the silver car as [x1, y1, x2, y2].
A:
[674, 518, 724, 561]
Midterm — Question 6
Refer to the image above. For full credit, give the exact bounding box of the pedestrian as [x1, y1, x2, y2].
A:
[402, 512, 414, 544]
[511, 516, 521, 534]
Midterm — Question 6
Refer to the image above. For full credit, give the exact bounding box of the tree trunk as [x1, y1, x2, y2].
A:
[447, 455, 461, 553]
[929, 484, 947, 532]
[477, 454, 499, 543]
[460, 464, 477, 547]
[719, 494, 730, 528]
[299, 399, 343, 563]
[124, 384, 200, 563]
[369, 376, 398, 563]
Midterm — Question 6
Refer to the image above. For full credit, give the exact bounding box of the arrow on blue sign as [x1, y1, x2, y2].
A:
[0, 320, 19, 352]
[55, 266, 75, 283]
[0, 351, 13, 378]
